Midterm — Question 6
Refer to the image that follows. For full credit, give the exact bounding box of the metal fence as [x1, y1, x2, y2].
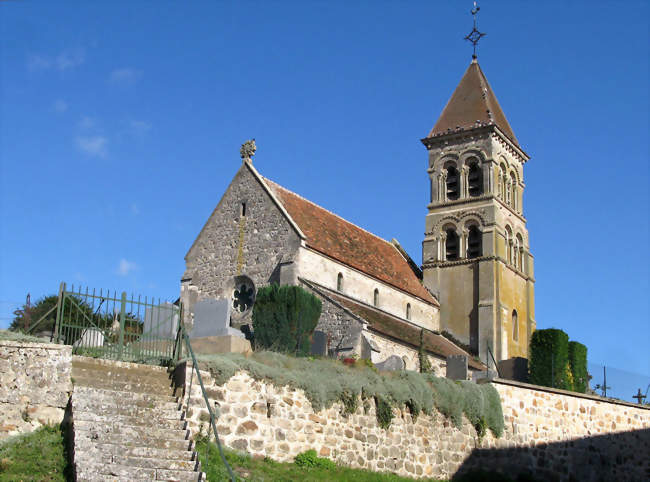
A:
[51, 282, 180, 363]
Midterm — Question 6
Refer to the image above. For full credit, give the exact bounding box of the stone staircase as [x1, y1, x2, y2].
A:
[70, 357, 204, 481]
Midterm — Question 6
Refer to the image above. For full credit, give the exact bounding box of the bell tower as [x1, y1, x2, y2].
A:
[421, 58, 535, 364]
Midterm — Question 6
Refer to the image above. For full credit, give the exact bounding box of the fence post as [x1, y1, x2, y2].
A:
[54, 282, 66, 344]
[118, 292, 127, 360]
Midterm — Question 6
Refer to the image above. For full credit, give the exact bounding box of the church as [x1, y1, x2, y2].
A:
[180, 56, 535, 375]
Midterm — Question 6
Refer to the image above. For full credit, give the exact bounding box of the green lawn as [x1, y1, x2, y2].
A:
[0, 425, 72, 481]
[195, 439, 445, 482]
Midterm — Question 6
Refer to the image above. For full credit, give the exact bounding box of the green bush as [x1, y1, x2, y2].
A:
[528, 328, 572, 390]
[568, 341, 588, 393]
[294, 449, 336, 470]
[252, 284, 322, 355]
[195, 350, 505, 436]
[375, 396, 394, 429]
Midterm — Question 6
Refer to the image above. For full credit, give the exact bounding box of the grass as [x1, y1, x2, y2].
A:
[0, 330, 50, 344]
[195, 351, 504, 436]
[0, 425, 72, 481]
[195, 438, 445, 482]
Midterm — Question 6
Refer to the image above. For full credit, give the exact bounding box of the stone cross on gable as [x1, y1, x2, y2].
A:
[240, 139, 256, 163]
[632, 388, 646, 405]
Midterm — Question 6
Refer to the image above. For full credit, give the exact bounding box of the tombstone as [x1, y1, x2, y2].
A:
[497, 357, 529, 383]
[74, 327, 105, 348]
[190, 298, 241, 338]
[310, 330, 328, 357]
[144, 302, 179, 339]
[375, 355, 405, 371]
[446, 354, 468, 380]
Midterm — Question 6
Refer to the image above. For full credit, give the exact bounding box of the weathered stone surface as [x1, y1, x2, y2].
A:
[375, 354, 405, 371]
[0, 341, 72, 440]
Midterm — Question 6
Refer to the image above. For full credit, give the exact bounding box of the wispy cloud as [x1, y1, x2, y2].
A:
[78, 116, 96, 130]
[53, 99, 68, 113]
[129, 120, 151, 135]
[130, 203, 140, 216]
[75, 135, 108, 158]
[108, 68, 141, 85]
[117, 259, 137, 276]
[28, 49, 85, 72]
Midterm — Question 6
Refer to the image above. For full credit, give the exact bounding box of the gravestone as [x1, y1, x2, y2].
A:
[310, 330, 328, 357]
[375, 355, 405, 371]
[190, 298, 241, 338]
[144, 302, 179, 339]
[74, 327, 105, 348]
[446, 354, 468, 380]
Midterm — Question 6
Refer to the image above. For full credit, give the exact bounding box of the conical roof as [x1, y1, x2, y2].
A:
[428, 60, 519, 147]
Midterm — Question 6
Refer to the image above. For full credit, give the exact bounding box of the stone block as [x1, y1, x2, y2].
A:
[446, 355, 468, 380]
[190, 335, 252, 355]
[190, 298, 240, 338]
[310, 330, 328, 357]
[375, 355, 405, 371]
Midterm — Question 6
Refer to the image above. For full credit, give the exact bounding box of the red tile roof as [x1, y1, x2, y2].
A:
[428, 60, 519, 148]
[264, 178, 437, 305]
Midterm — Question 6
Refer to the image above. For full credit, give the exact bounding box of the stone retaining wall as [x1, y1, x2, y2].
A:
[180, 364, 650, 481]
[0, 340, 72, 440]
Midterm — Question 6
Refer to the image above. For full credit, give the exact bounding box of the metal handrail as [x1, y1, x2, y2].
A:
[176, 322, 235, 482]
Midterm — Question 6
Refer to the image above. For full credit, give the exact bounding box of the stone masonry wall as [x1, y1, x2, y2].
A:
[181, 365, 650, 481]
[0, 340, 72, 440]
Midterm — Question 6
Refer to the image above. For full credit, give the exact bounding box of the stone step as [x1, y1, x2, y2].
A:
[73, 385, 179, 405]
[73, 394, 180, 412]
[76, 442, 195, 461]
[75, 429, 193, 451]
[77, 453, 198, 472]
[72, 356, 171, 375]
[72, 366, 174, 387]
[72, 375, 179, 396]
[72, 399, 182, 420]
[77, 462, 202, 481]
[73, 411, 187, 430]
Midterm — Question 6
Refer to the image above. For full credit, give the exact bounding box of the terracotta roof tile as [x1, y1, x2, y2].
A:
[428, 60, 519, 147]
[264, 178, 437, 305]
[323, 289, 483, 370]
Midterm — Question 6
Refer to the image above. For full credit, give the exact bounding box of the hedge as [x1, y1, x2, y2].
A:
[568, 341, 588, 393]
[528, 328, 573, 390]
[252, 284, 322, 355]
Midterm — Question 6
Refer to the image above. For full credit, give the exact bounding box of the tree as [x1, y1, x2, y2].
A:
[10, 295, 59, 334]
[529, 328, 573, 390]
[252, 284, 322, 355]
[568, 341, 588, 393]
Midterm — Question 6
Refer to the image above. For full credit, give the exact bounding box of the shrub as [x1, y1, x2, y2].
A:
[252, 284, 322, 355]
[528, 328, 572, 390]
[294, 449, 336, 470]
[196, 350, 505, 436]
[568, 341, 588, 393]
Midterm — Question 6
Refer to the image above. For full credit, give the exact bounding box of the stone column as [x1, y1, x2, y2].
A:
[440, 171, 447, 202]
[484, 162, 492, 195]
[440, 232, 447, 261]
[461, 166, 469, 198]
[461, 228, 469, 259]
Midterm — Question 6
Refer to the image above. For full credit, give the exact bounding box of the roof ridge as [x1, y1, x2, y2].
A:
[263, 176, 396, 248]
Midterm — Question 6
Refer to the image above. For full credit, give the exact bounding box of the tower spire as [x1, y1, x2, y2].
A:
[464, 1, 486, 60]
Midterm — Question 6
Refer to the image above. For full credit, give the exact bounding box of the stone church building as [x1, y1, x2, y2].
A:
[181, 58, 535, 373]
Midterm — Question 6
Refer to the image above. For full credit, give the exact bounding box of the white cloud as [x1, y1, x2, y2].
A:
[53, 99, 68, 113]
[27, 49, 85, 72]
[75, 135, 108, 158]
[78, 116, 96, 130]
[108, 68, 141, 85]
[117, 259, 137, 276]
[129, 120, 151, 135]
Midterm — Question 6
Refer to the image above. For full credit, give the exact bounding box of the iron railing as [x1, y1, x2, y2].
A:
[174, 321, 235, 482]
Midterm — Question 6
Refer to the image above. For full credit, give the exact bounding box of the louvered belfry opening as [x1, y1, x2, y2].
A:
[445, 228, 459, 260]
[467, 225, 482, 258]
[446, 166, 460, 200]
[468, 162, 482, 196]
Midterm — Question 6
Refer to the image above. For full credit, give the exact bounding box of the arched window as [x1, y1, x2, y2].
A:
[505, 226, 513, 264]
[516, 234, 524, 272]
[337, 273, 343, 291]
[512, 310, 518, 341]
[467, 161, 483, 197]
[510, 173, 517, 209]
[406, 303, 411, 320]
[445, 228, 459, 261]
[467, 225, 482, 259]
[446, 166, 460, 200]
[373, 289, 379, 307]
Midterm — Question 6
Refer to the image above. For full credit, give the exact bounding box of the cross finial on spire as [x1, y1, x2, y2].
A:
[464, 1, 486, 60]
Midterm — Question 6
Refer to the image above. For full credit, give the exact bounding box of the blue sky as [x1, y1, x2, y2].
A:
[1, 1, 648, 399]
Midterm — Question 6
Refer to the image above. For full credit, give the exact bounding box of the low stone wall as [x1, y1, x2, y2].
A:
[180, 364, 650, 481]
[0, 340, 72, 441]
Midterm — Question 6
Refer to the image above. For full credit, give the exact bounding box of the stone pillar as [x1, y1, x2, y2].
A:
[461, 166, 469, 198]
[484, 162, 492, 195]
[461, 228, 469, 259]
[440, 232, 447, 261]
[440, 171, 447, 202]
